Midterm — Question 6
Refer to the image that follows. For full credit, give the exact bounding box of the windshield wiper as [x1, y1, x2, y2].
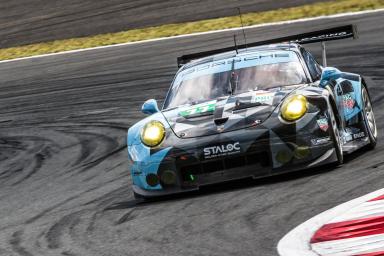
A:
[227, 59, 234, 94]
[227, 58, 239, 95]
[233, 100, 268, 111]
[190, 99, 211, 106]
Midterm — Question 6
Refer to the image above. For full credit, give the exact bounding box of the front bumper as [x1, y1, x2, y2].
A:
[130, 128, 337, 198]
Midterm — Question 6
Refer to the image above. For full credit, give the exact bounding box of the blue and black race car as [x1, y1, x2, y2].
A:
[127, 25, 377, 199]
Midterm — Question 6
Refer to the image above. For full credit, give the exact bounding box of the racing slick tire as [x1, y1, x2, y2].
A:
[361, 83, 377, 149]
[133, 191, 147, 202]
[329, 98, 344, 165]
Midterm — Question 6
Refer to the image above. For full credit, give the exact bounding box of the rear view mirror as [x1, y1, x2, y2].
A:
[141, 99, 160, 115]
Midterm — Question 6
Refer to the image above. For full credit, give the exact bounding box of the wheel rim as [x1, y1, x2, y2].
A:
[362, 88, 377, 138]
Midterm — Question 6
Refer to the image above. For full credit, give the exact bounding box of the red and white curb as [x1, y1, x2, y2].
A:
[278, 188, 384, 256]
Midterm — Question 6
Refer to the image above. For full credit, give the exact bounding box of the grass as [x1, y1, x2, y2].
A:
[0, 0, 383, 61]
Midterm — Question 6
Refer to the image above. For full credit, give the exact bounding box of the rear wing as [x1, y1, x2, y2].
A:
[177, 24, 358, 67]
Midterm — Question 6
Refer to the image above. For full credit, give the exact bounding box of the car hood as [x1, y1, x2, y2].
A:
[161, 87, 300, 138]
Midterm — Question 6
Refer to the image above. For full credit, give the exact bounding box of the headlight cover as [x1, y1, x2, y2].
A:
[140, 120, 166, 147]
[281, 94, 308, 121]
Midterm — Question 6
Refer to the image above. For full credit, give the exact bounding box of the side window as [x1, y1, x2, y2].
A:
[301, 49, 322, 81]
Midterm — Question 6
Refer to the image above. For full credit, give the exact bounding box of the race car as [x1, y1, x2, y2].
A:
[127, 25, 377, 199]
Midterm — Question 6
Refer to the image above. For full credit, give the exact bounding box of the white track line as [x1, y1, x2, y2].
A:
[277, 188, 384, 256]
[1, 8, 384, 64]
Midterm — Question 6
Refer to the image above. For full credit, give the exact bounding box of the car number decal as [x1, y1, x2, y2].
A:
[179, 101, 216, 117]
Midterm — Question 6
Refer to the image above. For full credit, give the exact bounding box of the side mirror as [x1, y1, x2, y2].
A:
[141, 99, 160, 115]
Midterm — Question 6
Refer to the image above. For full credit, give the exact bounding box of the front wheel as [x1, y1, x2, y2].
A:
[361, 85, 377, 149]
[133, 191, 148, 202]
[328, 100, 343, 165]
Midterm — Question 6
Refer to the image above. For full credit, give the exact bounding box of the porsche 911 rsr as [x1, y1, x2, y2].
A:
[127, 25, 377, 199]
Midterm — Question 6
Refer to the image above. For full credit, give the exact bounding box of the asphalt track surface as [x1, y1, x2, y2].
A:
[0, 0, 328, 48]
[0, 11, 383, 256]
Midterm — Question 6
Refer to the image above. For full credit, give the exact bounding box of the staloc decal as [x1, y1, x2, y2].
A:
[203, 142, 241, 159]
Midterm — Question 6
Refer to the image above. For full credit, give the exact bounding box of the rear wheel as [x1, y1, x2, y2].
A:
[328, 99, 343, 165]
[361, 85, 377, 149]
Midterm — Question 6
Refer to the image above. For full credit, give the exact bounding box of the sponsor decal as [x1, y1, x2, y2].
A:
[179, 101, 216, 117]
[343, 128, 365, 142]
[353, 131, 365, 139]
[292, 31, 351, 44]
[203, 142, 241, 159]
[251, 92, 275, 104]
[311, 137, 331, 146]
[317, 118, 329, 132]
[343, 93, 355, 109]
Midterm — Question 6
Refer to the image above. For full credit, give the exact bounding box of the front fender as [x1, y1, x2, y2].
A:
[127, 113, 172, 190]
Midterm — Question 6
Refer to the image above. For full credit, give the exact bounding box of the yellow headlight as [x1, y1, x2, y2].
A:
[281, 95, 308, 121]
[140, 120, 166, 147]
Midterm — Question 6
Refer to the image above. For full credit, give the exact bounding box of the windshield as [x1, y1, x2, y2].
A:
[164, 50, 307, 109]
